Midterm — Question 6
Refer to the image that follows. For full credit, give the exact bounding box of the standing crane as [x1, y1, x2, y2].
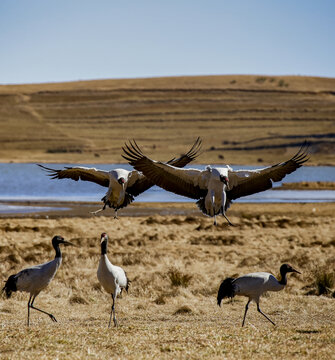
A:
[217, 264, 301, 327]
[2, 235, 74, 326]
[97, 233, 130, 327]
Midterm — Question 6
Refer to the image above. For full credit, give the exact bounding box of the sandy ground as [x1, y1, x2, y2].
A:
[0, 202, 334, 359]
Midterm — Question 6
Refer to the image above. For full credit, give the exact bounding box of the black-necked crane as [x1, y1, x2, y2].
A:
[38, 137, 201, 218]
[217, 264, 301, 327]
[97, 233, 130, 327]
[123, 141, 309, 225]
[2, 235, 74, 326]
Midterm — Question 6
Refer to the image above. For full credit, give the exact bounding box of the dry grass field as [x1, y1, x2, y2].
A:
[0, 75, 334, 358]
[0, 203, 334, 359]
[0, 75, 334, 165]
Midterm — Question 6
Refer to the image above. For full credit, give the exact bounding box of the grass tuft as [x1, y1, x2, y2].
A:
[315, 269, 334, 296]
[168, 268, 192, 288]
[173, 305, 193, 315]
[92, 282, 102, 292]
[154, 295, 166, 305]
[69, 295, 89, 305]
[305, 266, 334, 296]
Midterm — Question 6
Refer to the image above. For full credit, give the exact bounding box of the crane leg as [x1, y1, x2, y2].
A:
[223, 213, 234, 226]
[27, 295, 32, 327]
[91, 202, 107, 215]
[257, 304, 276, 326]
[210, 192, 216, 225]
[114, 210, 119, 220]
[242, 300, 251, 327]
[29, 295, 57, 323]
[90, 207, 104, 215]
[108, 294, 118, 328]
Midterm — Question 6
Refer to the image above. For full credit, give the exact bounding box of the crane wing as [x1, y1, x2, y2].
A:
[166, 137, 202, 167]
[234, 274, 268, 295]
[123, 137, 203, 198]
[227, 142, 309, 200]
[122, 140, 209, 200]
[125, 170, 150, 197]
[38, 164, 110, 187]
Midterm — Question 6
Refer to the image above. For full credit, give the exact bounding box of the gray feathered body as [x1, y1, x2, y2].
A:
[3, 257, 62, 298]
[217, 272, 285, 306]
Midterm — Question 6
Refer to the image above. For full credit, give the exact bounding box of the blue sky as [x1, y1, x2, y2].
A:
[0, 0, 334, 84]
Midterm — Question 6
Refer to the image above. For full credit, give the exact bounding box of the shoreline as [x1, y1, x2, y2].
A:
[1, 201, 334, 218]
[275, 181, 335, 190]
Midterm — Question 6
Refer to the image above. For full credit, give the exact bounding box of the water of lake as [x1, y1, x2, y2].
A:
[0, 163, 334, 213]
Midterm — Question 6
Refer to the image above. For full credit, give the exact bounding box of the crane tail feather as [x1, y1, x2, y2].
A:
[217, 277, 236, 306]
[196, 198, 221, 216]
[125, 273, 131, 293]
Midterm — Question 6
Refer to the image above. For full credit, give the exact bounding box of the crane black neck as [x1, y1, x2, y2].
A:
[52, 235, 64, 259]
[101, 238, 108, 255]
[52, 240, 62, 258]
[279, 268, 288, 285]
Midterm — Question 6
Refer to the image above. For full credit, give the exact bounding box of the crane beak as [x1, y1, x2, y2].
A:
[118, 177, 126, 186]
[291, 267, 301, 274]
[61, 240, 76, 247]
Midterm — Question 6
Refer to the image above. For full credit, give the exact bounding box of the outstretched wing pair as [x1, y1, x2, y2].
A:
[38, 137, 202, 202]
[122, 140, 309, 204]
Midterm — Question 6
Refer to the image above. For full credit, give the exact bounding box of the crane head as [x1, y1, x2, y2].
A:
[211, 167, 229, 186]
[118, 177, 125, 185]
[220, 175, 229, 186]
[280, 264, 301, 275]
[100, 233, 108, 242]
[52, 235, 75, 247]
[217, 277, 236, 307]
[100, 233, 109, 254]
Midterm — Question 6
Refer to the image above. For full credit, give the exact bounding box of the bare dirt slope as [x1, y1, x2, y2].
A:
[0, 203, 334, 359]
[0, 75, 334, 165]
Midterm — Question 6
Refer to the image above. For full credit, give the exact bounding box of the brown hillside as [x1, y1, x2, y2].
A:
[0, 75, 334, 165]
